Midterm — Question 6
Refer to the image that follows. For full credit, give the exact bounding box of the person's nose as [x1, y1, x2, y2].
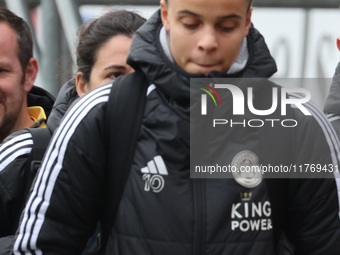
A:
[197, 27, 218, 53]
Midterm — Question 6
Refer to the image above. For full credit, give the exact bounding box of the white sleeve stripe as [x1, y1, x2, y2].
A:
[14, 84, 112, 253]
[15, 89, 110, 252]
[24, 92, 110, 251]
[0, 138, 33, 162]
[29, 93, 110, 251]
[0, 132, 32, 154]
[0, 146, 33, 172]
[289, 93, 340, 219]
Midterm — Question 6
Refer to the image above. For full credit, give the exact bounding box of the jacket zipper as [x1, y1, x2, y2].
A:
[193, 178, 205, 255]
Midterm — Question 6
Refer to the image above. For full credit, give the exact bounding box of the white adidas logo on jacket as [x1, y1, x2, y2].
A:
[141, 155, 168, 193]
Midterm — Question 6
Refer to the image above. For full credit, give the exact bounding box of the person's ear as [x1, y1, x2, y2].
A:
[75, 72, 87, 97]
[160, 0, 170, 31]
[244, 6, 253, 37]
[24, 57, 38, 92]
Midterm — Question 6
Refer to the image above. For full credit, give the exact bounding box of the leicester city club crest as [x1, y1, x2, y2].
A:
[231, 150, 263, 188]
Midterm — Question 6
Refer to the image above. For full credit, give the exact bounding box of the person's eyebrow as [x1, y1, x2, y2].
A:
[177, 10, 200, 17]
[104, 65, 127, 70]
[0, 61, 12, 70]
[177, 9, 242, 20]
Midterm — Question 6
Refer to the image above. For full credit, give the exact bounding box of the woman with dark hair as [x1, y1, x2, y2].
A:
[48, 10, 146, 129]
[75, 10, 146, 95]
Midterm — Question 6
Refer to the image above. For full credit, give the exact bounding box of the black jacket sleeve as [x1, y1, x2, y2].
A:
[13, 85, 111, 254]
[0, 130, 34, 237]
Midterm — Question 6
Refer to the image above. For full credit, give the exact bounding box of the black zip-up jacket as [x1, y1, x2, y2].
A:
[0, 81, 75, 235]
[0, 82, 76, 253]
[13, 10, 340, 255]
[0, 85, 55, 252]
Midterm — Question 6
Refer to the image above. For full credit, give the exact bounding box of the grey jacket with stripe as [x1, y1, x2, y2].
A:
[13, 10, 340, 255]
[324, 62, 340, 139]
